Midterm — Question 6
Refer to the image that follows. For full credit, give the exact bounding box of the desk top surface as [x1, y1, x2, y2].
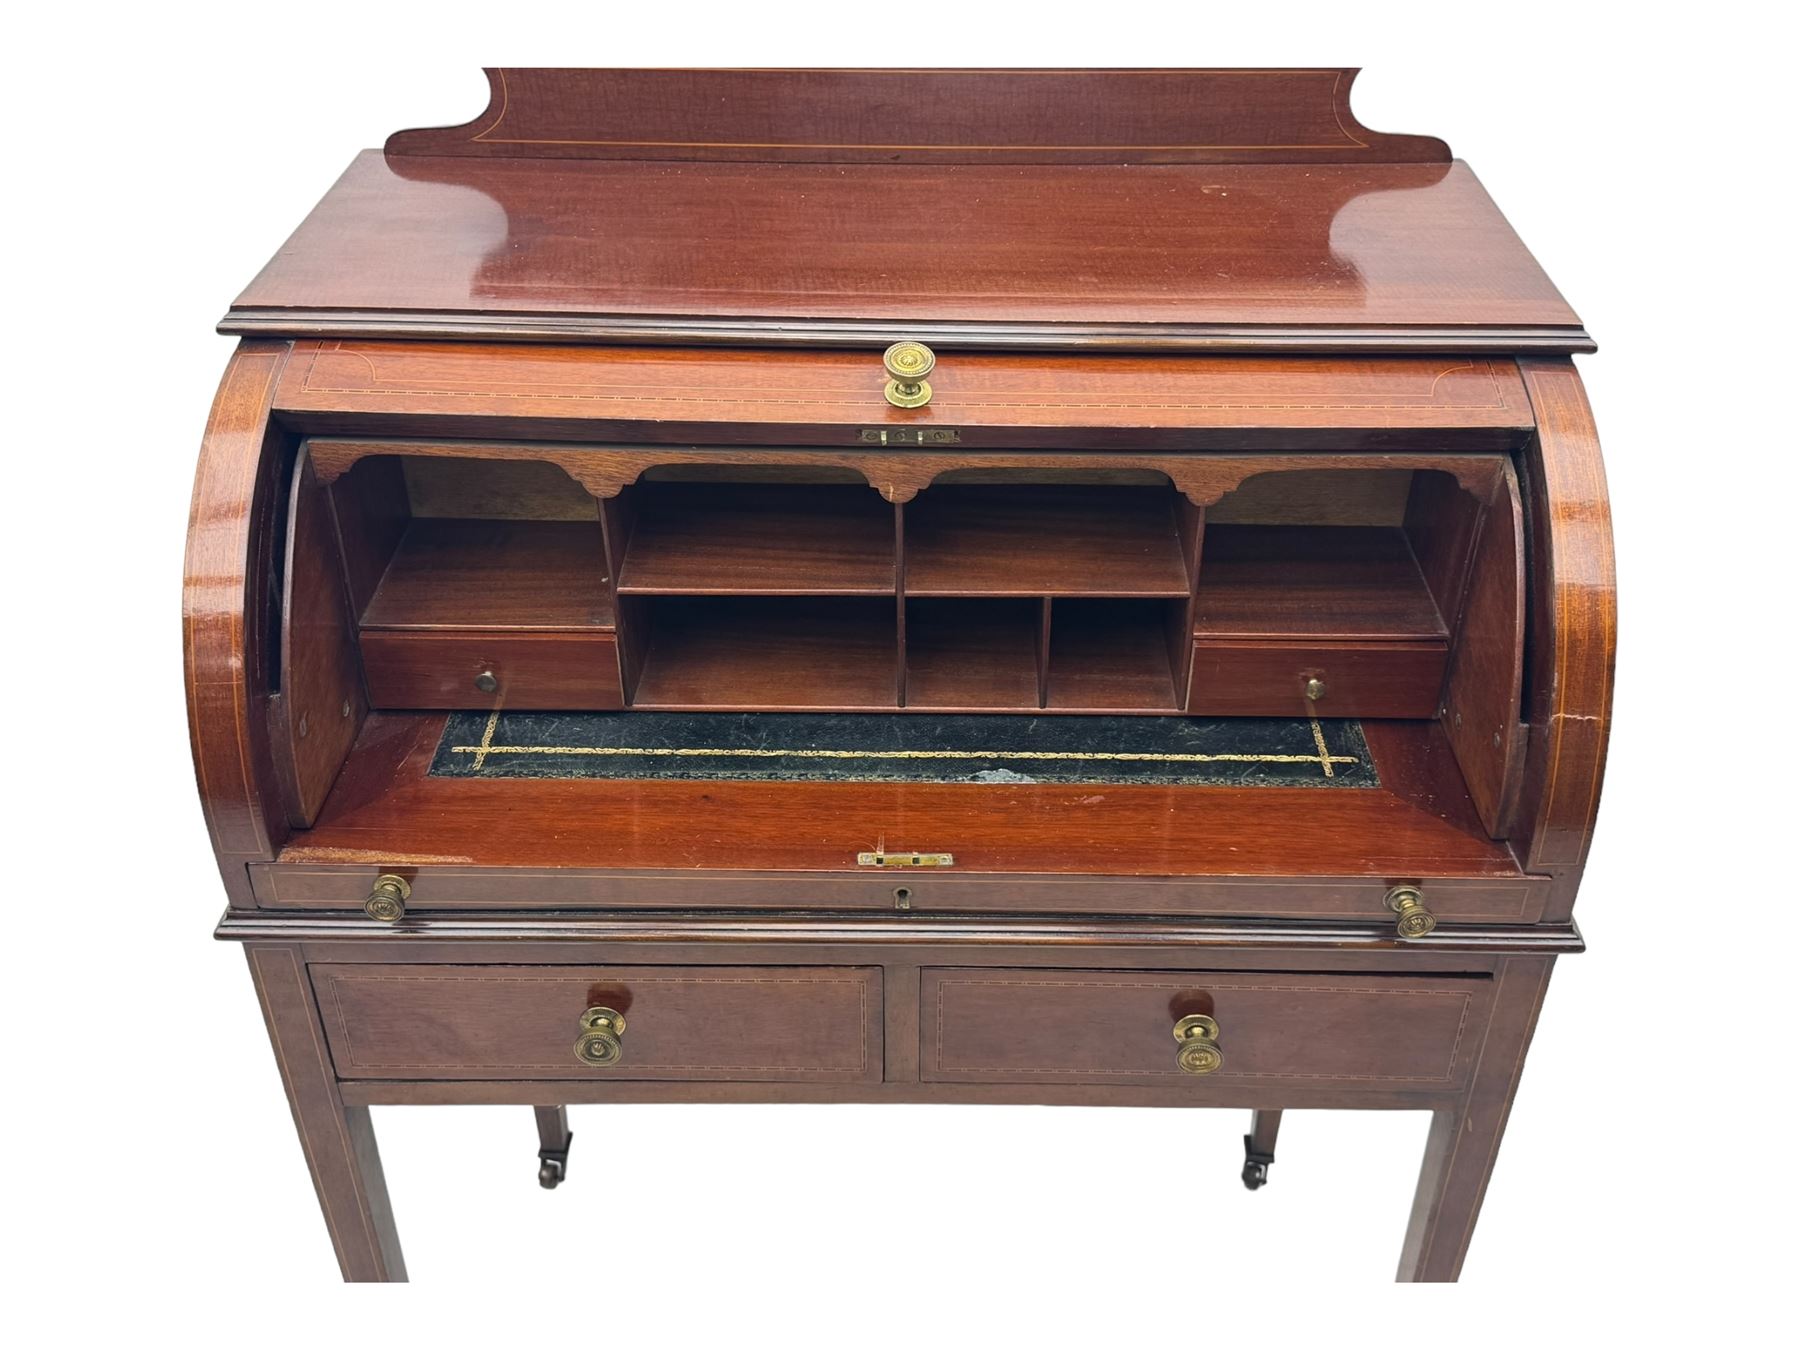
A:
[223, 69, 1587, 354]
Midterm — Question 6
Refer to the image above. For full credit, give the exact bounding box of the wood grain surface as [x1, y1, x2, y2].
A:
[227, 149, 1585, 350]
[314, 963, 883, 1083]
[387, 68, 1452, 164]
[921, 968, 1491, 1088]
[270, 450, 365, 827]
[264, 711, 1521, 884]
[1514, 359, 1616, 913]
[360, 631, 622, 710]
[185, 342, 295, 902]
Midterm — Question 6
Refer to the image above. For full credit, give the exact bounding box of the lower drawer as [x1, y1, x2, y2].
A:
[922, 969, 1489, 1090]
[1186, 639, 1447, 718]
[360, 630, 623, 710]
[313, 964, 882, 1081]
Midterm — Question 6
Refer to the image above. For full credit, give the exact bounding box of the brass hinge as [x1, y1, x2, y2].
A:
[857, 850, 955, 868]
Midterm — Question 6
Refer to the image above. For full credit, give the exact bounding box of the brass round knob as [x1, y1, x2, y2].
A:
[363, 873, 410, 923]
[883, 340, 935, 409]
[1173, 1013, 1223, 1075]
[1304, 676, 1326, 701]
[1385, 884, 1437, 939]
[473, 669, 498, 694]
[573, 1006, 627, 1066]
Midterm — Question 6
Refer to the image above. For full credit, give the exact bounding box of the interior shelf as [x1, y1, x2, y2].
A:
[633, 597, 899, 710]
[906, 599, 1042, 710]
[1046, 599, 1181, 712]
[338, 466, 1483, 718]
[906, 486, 1191, 597]
[618, 484, 895, 595]
[360, 518, 614, 631]
[1194, 525, 1448, 641]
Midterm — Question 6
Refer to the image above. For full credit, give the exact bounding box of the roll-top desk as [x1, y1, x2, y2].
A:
[188, 68, 1613, 1282]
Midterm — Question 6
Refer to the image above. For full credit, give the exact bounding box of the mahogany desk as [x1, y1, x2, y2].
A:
[187, 68, 1612, 1282]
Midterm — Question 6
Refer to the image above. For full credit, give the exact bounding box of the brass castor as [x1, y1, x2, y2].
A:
[538, 1157, 566, 1189]
[1242, 1136, 1275, 1190]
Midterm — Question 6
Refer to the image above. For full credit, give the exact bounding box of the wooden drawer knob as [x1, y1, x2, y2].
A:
[573, 1006, 627, 1066]
[1173, 1013, 1223, 1075]
[1386, 885, 1437, 939]
[363, 873, 410, 923]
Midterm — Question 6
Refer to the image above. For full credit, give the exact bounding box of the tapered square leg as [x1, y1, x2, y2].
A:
[248, 945, 406, 1282]
[534, 1105, 573, 1188]
[1397, 957, 1554, 1282]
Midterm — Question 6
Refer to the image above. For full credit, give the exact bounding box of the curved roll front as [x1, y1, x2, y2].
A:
[183, 340, 297, 904]
[1515, 358, 1617, 915]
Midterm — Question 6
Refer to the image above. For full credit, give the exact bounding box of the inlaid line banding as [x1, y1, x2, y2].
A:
[429, 710, 1377, 788]
[450, 743, 1359, 766]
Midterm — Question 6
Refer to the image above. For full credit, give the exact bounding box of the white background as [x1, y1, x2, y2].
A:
[7, 1, 1792, 1339]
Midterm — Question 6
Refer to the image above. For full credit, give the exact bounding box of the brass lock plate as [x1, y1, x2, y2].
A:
[857, 427, 961, 445]
[857, 850, 955, 868]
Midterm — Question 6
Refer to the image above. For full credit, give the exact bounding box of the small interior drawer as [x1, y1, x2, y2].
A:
[922, 969, 1490, 1089]
[360, 631, 623, 710]
[314, 964, 882, 1081]
[1187, 639, 1447, 718]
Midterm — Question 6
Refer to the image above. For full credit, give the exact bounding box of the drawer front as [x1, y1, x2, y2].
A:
[314, 964, 881, 1081]
[1187, 640, 1446, 718]
[922, 969, 1488, 1090]
[360, 631, 623, 709]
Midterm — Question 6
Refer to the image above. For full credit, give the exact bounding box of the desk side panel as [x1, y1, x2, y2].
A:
[1514, 359, 1616, 916]
[184, 341, 297, 903]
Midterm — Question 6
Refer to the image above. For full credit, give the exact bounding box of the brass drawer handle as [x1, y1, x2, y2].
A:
[883, 340, 935, 408]
[573, 1006, 627, 1067]
[1386, 884, 1437, 938]
[1173, 1013, 1223, 1075]
[363, 873, 410, 923]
